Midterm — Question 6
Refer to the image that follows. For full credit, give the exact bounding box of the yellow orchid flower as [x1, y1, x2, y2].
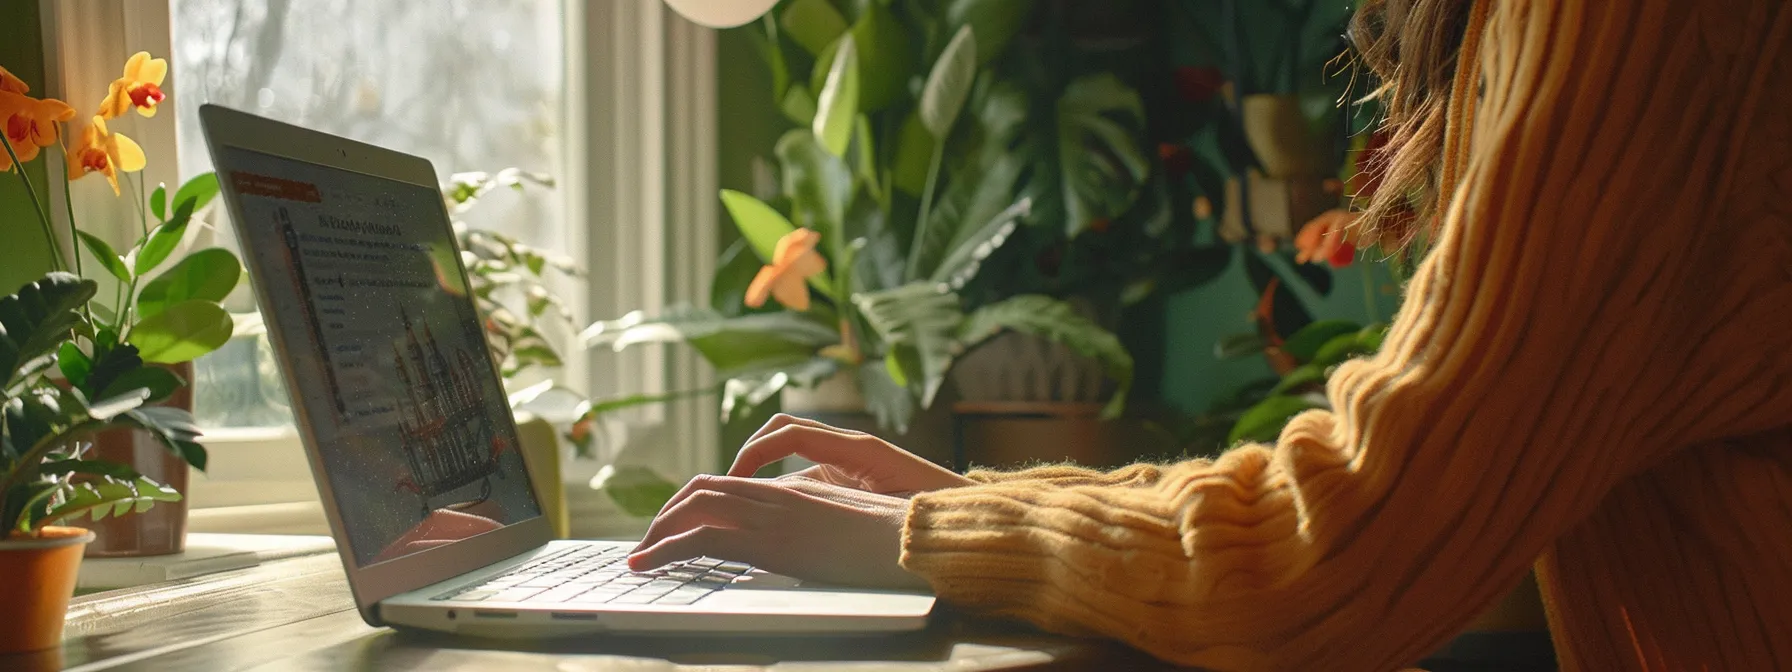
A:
[745, 228, 827, 311]
[98, 51, 168, 119]
[0, 66, 76, 172]
[66, 116, 146, 195]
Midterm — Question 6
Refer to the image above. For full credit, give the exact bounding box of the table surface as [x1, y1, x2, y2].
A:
[13, 552, 1154, 672]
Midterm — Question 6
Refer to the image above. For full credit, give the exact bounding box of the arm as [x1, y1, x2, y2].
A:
[902, 2, 1775, 668]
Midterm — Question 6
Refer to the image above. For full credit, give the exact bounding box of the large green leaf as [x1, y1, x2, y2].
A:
[845, 1, 912, 112]
[98, 365, 184, 406]
[890, 113, 933, 197]
[1282, 319, 1360, 364]
[957, 295, 1134, 418]
[774, 129, 852, 238]
[137, 247, 241, 320]
[711, 240, 762, 316]
[76, 230, 132, 285]
[918, 25, 977, 139]
[811, 34, 859, 158]
[42, 476, 182, 527]
[134, 198, 196, 276]
[1228, 394, 1327, 445]
[855, 283, 964, 408]
[118, 405, 207, 470]
[126, 300, 234, 364]
[780, 0, 848, 55]
[80, 341, 143, 401]
[0, 272, 98, 387]
[1053, 74, 1149, 237]
[857, 359, 915, 434]
[583, 307, 839, 376]
[149, 183, 167, 220]
[928, 198, 1031, 289]
[724, 355, 839, 422]
[943, 0, 1028, 65]
[593, 464, 680, 518]
[171, 173, 221, 215]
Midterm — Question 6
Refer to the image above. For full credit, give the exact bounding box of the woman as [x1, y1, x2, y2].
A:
[630, 0, 1792, 668]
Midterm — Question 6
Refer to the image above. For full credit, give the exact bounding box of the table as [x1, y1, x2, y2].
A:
[15, 553, 1155, 671]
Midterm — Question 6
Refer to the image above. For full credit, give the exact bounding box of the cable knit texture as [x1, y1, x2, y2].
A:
[902, 1, 1792, 669]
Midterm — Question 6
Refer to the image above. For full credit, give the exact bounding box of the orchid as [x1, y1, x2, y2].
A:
[65, 116, 146, 196]
[98, 52, 168, 119]
[0, 66, 75, 171]
[745, 229, 827, 311]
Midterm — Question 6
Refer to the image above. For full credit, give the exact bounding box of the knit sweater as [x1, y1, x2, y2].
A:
[900, 1, 1792, 670]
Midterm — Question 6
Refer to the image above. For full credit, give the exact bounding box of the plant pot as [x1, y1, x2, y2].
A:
[1239, 94, 1332, 179]
[953, 402, 1166, 470]
[70, 362, 193, 557]
[0, 526, 93, 654]
[952, 331, 1110, 405]
[781, 368, 957, 469]
[1218, 169, 1334, 245]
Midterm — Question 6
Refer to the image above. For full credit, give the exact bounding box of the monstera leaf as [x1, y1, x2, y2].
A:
[1, 273, 98, 387]
[1033, 74, 1149, 237]
[855, 283, 965, 409]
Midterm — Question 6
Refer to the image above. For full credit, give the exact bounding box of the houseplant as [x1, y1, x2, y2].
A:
[586, 5, 1134, 468]
[3, 53, 238, 556]
[0, 272, 209, 653]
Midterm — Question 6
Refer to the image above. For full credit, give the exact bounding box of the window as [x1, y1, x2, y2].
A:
[42, 0, 717, 537]
[170, 0, 568, 431]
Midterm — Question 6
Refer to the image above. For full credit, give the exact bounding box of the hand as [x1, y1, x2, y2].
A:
[625, 474, 927, 591]
[728, 414, 976, 497]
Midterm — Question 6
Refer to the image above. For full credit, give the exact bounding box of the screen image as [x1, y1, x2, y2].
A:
[218, 146, 542, 567]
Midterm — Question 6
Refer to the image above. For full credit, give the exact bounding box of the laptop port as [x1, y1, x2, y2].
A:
[472, 611, 519, 619]
[551, 613, 599, 621]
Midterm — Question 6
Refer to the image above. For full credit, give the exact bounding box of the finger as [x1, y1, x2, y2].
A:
[728, 423, 885, 479]
[633, 487, 773, 555]
[745, 413, 869, 445]
[628, 525, 751, 572]
[641, 474, 799, 545]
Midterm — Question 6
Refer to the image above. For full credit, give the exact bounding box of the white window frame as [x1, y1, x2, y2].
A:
[37, 0, 719, 537]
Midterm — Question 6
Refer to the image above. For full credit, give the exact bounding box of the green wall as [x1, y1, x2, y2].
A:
[1, 0, 56, 295]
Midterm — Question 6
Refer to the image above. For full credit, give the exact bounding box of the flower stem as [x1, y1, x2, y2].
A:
[2, 134, 68, 273]
[905, 141, 945, 282]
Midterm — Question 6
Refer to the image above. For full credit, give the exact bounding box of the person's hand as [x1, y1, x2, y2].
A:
[729, 414, 976, 497]
[625, 474, 926, 590]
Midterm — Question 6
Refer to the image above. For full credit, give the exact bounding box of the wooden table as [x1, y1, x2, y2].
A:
[11, 553, 1154, 671]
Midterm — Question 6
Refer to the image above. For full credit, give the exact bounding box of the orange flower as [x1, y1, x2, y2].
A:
[0, 67, 76, 171]
[745, 229, 827, 311]
[66, 116, 146, 195]
[98, 52, 168, 119]
[1294, 209, 1360, 268]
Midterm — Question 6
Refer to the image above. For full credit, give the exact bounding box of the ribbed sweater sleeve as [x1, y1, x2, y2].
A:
[901, 2, 1783, 669]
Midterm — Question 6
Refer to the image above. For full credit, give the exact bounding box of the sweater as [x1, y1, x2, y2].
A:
[900, 1, 1792, 669]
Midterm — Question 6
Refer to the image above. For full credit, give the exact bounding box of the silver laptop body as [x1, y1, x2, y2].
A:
[200, 104, 933, 636]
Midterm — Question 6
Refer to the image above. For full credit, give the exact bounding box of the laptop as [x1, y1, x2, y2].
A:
[199, 104, 935, 636]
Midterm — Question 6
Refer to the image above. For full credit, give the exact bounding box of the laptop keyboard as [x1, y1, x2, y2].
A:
[431, 546, 751, 607]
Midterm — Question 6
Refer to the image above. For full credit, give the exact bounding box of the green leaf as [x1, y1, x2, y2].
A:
[890, 113, 933, 197]
[80, 342, 142, 401]
[858, 359, 915, 434]
[86, 388, 150, 421]
[717, 190, 831, 298]
[1228, 395, 1326, 444]
[99, 365, 184, 405]
[150, 184, 167, 220]
[1215, 332, 1265, 360]
[855, 283, 964, 408]
[711, 240, 762, 315]
[119, 406, 207, 470]
[1282, 319, 1360, 364]
[774, 129, 853, 238]
[845, 1, 912, 112]
[1054, 74, 1149, 237]
[812, 34, 859, 158]
[594, 465, 680, 518]
[40, 459, 143, 480]
[780, 0, 848, 55]
[1269, 363, 1327, 396]
[726, 356, 838, 422]
[137, 247, 241, 320]
[957, 295, 1134, 418]
[42, 476, 181, 528]
[584, 307, 839, 376]
[944, 0, 1029, 65]
[57, 341, 92, 389]
[927, 198, 1031, 289]
[851, 114, 880, 201]
[918, 25, 978, 139]
[172, 172, 221, 214]
[0, 272, 99, 387]
[779, 83, 818, 126]
[126, 300, 234, 364]
[134, 198, 196, 276]
[76, 230, 132, 285]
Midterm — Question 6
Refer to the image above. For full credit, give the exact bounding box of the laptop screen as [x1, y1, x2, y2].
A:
[217, 146, 543, 567]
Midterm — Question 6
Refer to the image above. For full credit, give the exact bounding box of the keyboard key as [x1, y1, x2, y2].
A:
[609, 590, 660, 605]
[487, 587, 546, 602]
[664, 570, 705, 582]
[520, 577, 567, 588]
[693, 574, 733, 588]
[611, 575, 652, 585]
[653, 586, 714, 606]
[569, 590, 619, 604]
[530, 585, 592, 603]
[688, 557, 724, 569]
[449, 589, 498, 602]
[714, 561, 751, 573]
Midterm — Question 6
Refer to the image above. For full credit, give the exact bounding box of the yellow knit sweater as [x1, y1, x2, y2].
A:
[900, 1, 1792, 669]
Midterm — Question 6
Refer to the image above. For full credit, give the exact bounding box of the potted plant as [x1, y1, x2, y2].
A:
[3, 53, 239, 556]
[586, 4, 1133, 471]
[0, 272, 208, 653]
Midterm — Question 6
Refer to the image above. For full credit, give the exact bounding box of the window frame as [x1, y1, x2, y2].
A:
[37, 0, 720, 535]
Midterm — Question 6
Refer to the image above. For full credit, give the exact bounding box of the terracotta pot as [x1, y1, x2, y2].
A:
[70, 361, 193, 557]
[0, 526, 93, 654]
